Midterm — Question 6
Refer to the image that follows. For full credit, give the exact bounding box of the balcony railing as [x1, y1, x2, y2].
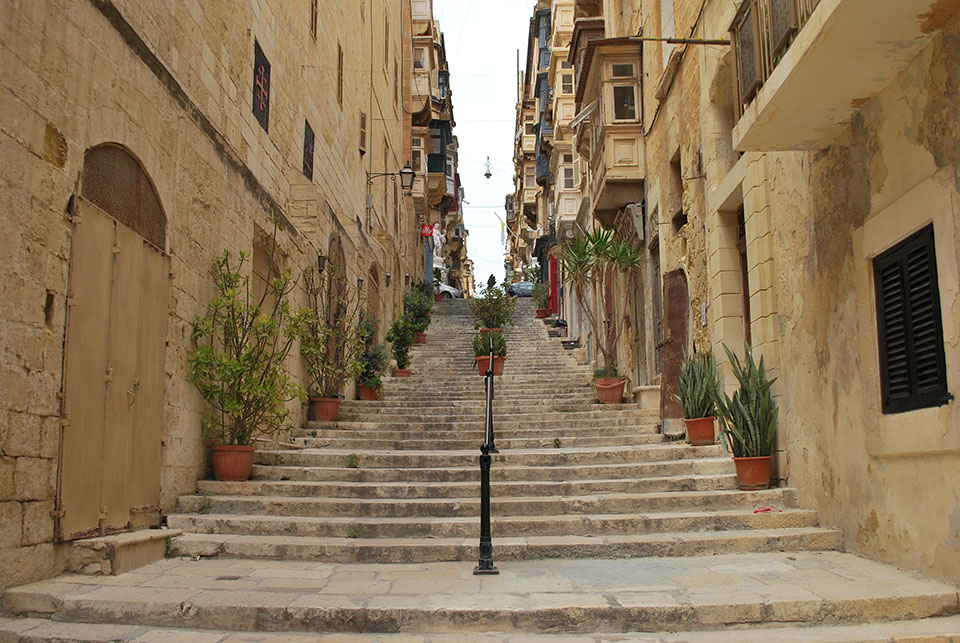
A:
[732, 0, 821, 115]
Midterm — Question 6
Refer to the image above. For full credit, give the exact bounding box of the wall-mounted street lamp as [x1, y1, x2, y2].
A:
[317, 251, 326, 274]
[357, 277, 364, 290]
[367, 162, 415, 192]
[404, 273, 410, 286]
[385, 273, 391, 286]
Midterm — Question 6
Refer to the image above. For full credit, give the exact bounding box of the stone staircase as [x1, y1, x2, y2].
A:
[165, 297, 841, 563]
[3, 298, 958, 640]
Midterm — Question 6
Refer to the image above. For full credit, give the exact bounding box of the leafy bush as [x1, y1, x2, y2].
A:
[357, 316, 389, 389]
[716, 344, 779, 457]
[673, 351, 721, 419]
[385, 313, 413, 370]
[298, 262, 365, 398]
[533, 282, 550, 309]
[188, 251, 304, 446]
[468, 284, 516, 329]
[404, 286, 433, 333]
[472, 329, 507, 358]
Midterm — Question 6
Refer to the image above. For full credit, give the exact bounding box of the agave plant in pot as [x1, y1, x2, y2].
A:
[716, 344, 779, 490]
[357, 315, 388, 400]
[298, 262, 365, 422]
[386, 313, 413, 377]
[559, 227, 643, 404]
[533, 281, 550, 318]
[188, 251, 305, 482]
[473, 329, 507, 376]
[673, 351, 721, 446]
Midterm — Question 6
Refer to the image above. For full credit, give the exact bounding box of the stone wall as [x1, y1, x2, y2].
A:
[0, 0, 414, 590]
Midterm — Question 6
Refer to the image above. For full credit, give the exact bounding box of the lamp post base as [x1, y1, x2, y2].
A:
[473, 563, 499, 575]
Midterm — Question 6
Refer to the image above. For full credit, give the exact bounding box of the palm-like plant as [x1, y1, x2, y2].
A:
[716, 344, 779, 457]
[558, 227, 643, 378]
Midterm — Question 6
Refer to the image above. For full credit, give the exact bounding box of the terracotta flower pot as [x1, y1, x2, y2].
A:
[475, 355, 505, 376]
[413, 331, 426, 345]
[594, 377, 626, 404]
[393, 368, 411, 377]
[357, 385, 379, 401]
[309, 397, 340, 422]
[479, 327, 502, 337]
[733, 455, 773, 490]
[535, 309, 548, 318]
[210, 445, 255, 482]
[434, 293, 443, 301]
[685, 416, 716, 446]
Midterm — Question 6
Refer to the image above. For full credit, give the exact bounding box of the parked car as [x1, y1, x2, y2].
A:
[438, 283, 461, 298]
[507, 281, 535, 297]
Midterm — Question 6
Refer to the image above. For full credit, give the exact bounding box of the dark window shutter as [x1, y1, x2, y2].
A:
[253, 40, 270, 133]
[303, 120, 315, 180]
[873, 225, 950, 414]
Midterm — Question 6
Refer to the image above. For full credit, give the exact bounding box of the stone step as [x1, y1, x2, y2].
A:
[250, 457, 734, 483]
[5, 615, 960, 642]
[167, 506, 821, 539]
[175, 488, 796, 518]
[192, 472, 739, 500]
[330, 407, 657, 420]
[6, 553, 952, 636]
[301, 423, 659, 440]
[254, 443, 722, 468]
[293, 434, 664, 450]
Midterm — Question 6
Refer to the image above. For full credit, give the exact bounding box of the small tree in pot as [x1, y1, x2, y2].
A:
[533, 281, 550, 318]
[386, 313, 414, 377]
[673, 351, 721, 446]
[472, 329, 507, 376]
[298, 262, 365, 422]
[716, 344, 779, 490]
[357, 315, 388, 400]
[405, 283, 433, 344]
[188, 250, 305, 482]
[469, 283, 516, 332]
[558, 227, 643, 403]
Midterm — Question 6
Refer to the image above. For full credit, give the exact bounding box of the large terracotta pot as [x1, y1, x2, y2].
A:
[535, 309, 548, 319]
[309, 397, 340, 422]
[594, 377, 626, 404]
[733, 456, 773, 490]
[393, 368, 411, 377]
[211, 445, 255, 482]
[357, 385, 379, 401]
[476, 355, 505, 376]
[434, 293, 443, 302]
[479, 327, 502, 337]
[685, 416, 716, 446]
[413, 331, 426, 345]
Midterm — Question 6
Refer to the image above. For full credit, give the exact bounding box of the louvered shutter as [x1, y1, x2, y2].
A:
[873, 225, 950, 414]
[359, 111, 368, 154]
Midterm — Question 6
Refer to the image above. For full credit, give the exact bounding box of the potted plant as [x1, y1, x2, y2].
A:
[468, 283, 516, 332]
[473, 330, 507, 376]
[188, 251, 304, 482]
[533, 281, 550, 318]
[433, 268, 443, 302]
[716, 344, 779, 490]
[558, 227, 643, 404]
[386, 313, 413, 377]
[673, 350, 721, 446]
[405, 282, 433, 344]
[357, 316, 388, 400]
[298, 262, 365, 422]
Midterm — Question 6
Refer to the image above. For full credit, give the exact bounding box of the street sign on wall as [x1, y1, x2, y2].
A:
[420, 224, 434, 237]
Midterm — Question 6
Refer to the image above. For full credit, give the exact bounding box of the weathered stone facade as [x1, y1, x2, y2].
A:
[0, 0, 422, 590]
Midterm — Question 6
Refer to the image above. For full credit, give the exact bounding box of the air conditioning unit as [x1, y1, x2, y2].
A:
[624, 202, 645, 242]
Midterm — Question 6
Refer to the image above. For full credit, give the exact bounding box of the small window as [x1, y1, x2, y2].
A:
[562, 74, 574, 94]
[563, 167, 574, 189]
[613, 85, 637, 120]
[252, 40, 270, 132]
[874, 224, 950, 414]
[561, 60, 572, 69]
[525, 166, 535, 188]
[302, 119, 314, 180]
[414, 48, 425, 69]
[412, 137, 422, 148]
[412, 149, 422, 172]
[612, 63, 634, 78]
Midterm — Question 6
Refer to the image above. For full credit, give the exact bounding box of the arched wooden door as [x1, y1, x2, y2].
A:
[56, 144, 169, 541]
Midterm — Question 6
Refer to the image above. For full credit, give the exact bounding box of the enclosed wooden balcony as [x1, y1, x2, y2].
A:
[732, 0, 942, 150]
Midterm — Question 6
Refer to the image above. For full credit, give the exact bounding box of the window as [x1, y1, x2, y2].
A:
[525, 166, 535, 188]
[525, 114, 535, 135]
[873, 224, 950, 414]
[337, 44, 344, 107]
[414, 48, 425, 69]
[302, 119, 314, 180]
[561, 60, 572, 69]
[613, 85, 637, 120]
[252, 40, 270, 132]
[310, 0, 318, 40]
[563, 153, 574, 189]
[562, 74, 574, 95]
[412, 138, 422, 172]
[612, 63, 634, 77]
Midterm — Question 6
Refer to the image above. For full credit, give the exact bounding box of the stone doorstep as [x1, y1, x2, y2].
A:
[67, 529, 183, 576]
[2, 553, 956, 635]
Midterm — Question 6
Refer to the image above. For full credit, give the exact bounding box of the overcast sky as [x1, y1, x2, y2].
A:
[435, 0, 536, 286]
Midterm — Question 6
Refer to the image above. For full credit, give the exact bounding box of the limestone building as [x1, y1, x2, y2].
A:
[0, 0, 459, 589]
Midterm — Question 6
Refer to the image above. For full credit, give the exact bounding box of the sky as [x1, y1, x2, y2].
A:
[434, 0, 536, 286]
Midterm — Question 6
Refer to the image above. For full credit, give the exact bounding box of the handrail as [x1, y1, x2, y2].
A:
[474, 334, 499, 575]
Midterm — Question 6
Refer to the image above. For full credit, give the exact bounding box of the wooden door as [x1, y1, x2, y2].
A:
[659, 269, 690, 431]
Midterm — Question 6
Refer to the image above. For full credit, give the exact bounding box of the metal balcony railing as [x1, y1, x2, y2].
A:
[731, 0, 821, 115]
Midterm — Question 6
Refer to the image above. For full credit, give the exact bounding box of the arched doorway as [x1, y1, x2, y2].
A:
[56, 144, 170, 540]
